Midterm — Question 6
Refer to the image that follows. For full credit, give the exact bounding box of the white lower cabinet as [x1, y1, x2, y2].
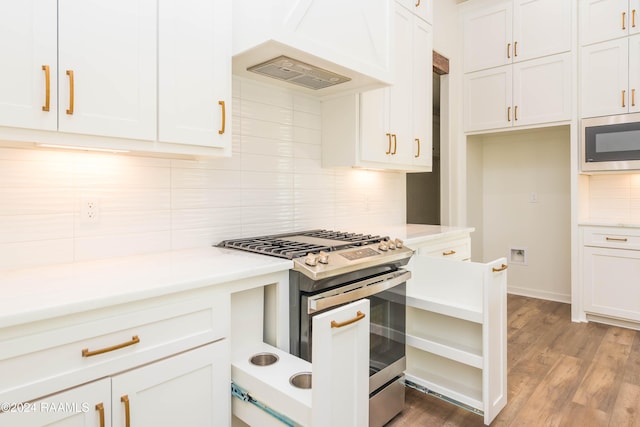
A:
[405, 235, 507, 425]
[582, 226, 640, 323]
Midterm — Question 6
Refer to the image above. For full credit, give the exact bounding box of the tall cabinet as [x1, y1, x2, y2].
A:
[322, 0, 433, 172]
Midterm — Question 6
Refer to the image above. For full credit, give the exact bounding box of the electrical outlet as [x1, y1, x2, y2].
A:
[80, 199, 99, 223]
[529, 192, 538, 203]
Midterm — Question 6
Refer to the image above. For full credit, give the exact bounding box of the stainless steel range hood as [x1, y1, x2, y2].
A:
[247, 55, 351, 90]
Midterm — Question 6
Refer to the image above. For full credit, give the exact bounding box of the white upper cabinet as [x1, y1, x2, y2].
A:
[158, 0, 231, 152]
[232, 0, 393, 97]
[580, 0, 640, 46]
[464, 53, 572, 132]
[58, 0, 157, 141]
[0, 0, 57, 131]
[581, 34, 640, 117]
[463, 0, 572, 74]
[322, 2, 432, 172]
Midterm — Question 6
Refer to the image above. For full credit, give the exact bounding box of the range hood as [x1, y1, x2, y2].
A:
[232, 1, 393, 98]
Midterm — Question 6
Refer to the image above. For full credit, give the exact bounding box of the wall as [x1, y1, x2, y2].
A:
[0, 78, 406, 272]
[467, 126, 571, 302]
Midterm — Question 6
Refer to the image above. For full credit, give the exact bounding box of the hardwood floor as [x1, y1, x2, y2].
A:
[387, 294, 640, 426]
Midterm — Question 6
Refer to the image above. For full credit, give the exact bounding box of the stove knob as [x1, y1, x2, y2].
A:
[305, 253, 318, 266]
[378, 242, 388, 252]
[388, 240, 396, 250]
[318, 251, 329, 264]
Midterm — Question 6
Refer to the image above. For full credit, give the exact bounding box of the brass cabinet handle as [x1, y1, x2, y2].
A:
[633, 88, 636, 107]
[391, 134, 397, 155]
[507, 106, 511, 122]
[514, 105, 518, 121]
[415, 0, 420, 6]
[443, 250, 456, 256]
[623, 89, 626, 108]
[385, 133, 392, 154]
[96, 403, 105, 427]
[514, 41, 518, 57]
[42, 65, 50, 112]
[121, 395, 131, 427]
[507, 42, 511, 59]
[623, 11, 627, 30]
[66, 70, 74, 115]
[218, 100, 226, 134]
[82, 335, 140, 357]
[633, 9, 637, 27]
[492, 263, 508, 272]
[331, 311, 365, 328]
[415, 138, 421, 158]
[606, 237, 628, 242]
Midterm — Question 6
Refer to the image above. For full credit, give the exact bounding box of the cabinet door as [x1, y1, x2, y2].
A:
[513, 0, 572, 62]
[630, 34, 640, 112]
[411, 19, 433, 169]
[513, 53, 571, 126]
[398, 0, 433, 23]
[360, 87, 391, 164]
[583, 246, 640, 321]
[0, 378, 110, 427]
[312, 299, 369, 427]
[580, 0, 630, 46]
[463, 2, 513, 73]
[0, 0, 57, 131]
[58, 0, 157, 141]
[464, 66, 512, 132]
[112, 342, 229, 427]
[580, 38, 629, 118]
[158, 0, 231, 150]
[631, 0, 640, 35]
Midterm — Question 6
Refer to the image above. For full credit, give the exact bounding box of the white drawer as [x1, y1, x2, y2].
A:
[415, 236, 471, 260]
[583, 227, 640, 250]
[0, 288, 228, 403]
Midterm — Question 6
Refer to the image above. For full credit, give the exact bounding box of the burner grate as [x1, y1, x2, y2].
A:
[217, 229, 386, 259]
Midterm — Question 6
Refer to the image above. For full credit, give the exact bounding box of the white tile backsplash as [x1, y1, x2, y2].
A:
[588, 173, 640, 223]
[0, 78, 406, 271]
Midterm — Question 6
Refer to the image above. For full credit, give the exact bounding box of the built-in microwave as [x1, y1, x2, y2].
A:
[582, 113, 640, 172]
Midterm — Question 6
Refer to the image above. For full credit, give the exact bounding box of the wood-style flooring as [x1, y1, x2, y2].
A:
[387, 294, 640, 427]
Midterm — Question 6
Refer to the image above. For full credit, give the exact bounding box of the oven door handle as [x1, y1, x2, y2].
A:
[307, 270, 411, 314]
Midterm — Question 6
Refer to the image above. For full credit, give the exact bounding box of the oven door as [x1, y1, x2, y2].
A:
[303, 269, 410, 392]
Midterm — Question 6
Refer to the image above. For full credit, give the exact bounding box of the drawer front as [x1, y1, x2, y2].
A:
[416, 237, 471, 261]
[583, 227, 640, 250]
[0, 290, 228, 402]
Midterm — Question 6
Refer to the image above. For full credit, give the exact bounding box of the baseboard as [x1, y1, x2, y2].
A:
[507, 286, 571, 304]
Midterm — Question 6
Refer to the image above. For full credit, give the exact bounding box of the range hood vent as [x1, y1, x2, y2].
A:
[247, 55, 351, 90]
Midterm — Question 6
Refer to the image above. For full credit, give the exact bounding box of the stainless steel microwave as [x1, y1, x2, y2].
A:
[582, 113, 640, 172]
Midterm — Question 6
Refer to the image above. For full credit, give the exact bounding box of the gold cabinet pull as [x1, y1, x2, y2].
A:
[66, 70, 74, 115]
[391, 134, 397, 155]
[96, 403, 105, 427]
[623, 11, 627, 30]
[633, 88, 636, 107]
[331, 311, 365, 328]
[385, 133, 392, 154]
[507, 106, 511, 122]
[606, 236, 628, 242]
[82, 335, 140, 357]
[623, 89, 626, 108]
[42, 65, 50, 112]
[414, 138, 421, 158]
[121, 395, 131, 427]
[633, 9, 637, 27]
[443, 250, 456, 256]
[218, 100, 226, 134]
[492, 263, 508, 272]
[415, 0, 420, 6]
[507, 42, 511, 59]
[514, 105, 518, 121]
[514, 41, 518, 57]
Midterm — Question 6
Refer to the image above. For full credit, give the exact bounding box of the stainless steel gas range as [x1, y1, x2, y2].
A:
[219, 229, 413, 427]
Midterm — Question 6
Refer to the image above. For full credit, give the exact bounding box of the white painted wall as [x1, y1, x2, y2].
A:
[0, 78, 405, 272]
[467, 126, 572, 302]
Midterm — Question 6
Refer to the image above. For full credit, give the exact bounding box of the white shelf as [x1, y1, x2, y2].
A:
[406, 294, 483, 323]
